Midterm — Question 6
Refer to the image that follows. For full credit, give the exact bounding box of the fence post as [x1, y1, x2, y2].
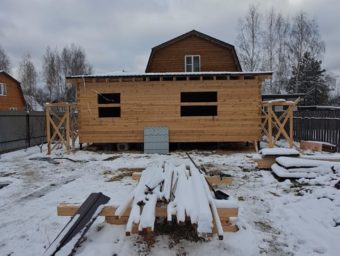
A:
[26, 112, 31, 148]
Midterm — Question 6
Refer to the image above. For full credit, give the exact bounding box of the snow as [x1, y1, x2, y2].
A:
[0, 146, 339, 255]
[67, 71, 272, 79]
[272, 163, 319, 178]
[276, 156, 340, 169]
[260, 147, 300, 156]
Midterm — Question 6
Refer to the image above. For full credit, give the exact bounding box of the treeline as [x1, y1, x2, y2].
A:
[0, 44, 92, 108]
[236, 5, 337, 105]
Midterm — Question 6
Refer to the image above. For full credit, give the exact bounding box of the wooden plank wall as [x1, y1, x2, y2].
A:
[0, 74, 25, 111]
[76, 78, 262, 144]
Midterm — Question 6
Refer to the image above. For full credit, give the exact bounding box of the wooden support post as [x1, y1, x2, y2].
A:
[289, 105, 293, 148]
[46, 107, 51, 155]
[268, 104, 273, 147]
[66, 105, 70, 153]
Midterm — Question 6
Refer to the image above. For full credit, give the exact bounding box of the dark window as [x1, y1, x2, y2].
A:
[181, 106, 217, 116]
[181, 92, 217, 102]
[98, 107, 120, 117]
[97, 93, 120, 104]
[185, 55, 200, 72]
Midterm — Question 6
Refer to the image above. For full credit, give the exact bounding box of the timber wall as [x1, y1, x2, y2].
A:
[147, 36, 239, 72]
[75, 78, 262, 144]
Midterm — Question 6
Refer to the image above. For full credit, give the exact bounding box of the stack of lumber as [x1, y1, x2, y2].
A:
[271, 157, 335, 179]
[300, 140, 337, 153]
[254, 147, 300, 169]
[57, 163, 238, 240]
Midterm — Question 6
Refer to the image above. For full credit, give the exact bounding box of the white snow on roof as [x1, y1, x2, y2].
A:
[67, 71, 273, 78]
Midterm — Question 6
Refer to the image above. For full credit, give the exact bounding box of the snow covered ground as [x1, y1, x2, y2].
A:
[0, 146, 339, 256]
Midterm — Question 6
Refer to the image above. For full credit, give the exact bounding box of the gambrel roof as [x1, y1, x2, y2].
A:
[145, 30, 242, 72]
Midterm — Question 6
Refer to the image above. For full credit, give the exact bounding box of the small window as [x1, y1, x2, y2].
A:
[181, 92, 217, 102]
[97, 93, 120, 104]
[0, 83, 7, 96]
[185, 55, 200, 72]
[98, 107, 121, 117]
[181, 106, 217, 116]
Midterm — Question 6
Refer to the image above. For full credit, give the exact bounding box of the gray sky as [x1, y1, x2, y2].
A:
[1, 0, 340, 79]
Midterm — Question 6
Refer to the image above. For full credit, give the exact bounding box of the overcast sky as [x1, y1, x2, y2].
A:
[1, 0, 340, 81]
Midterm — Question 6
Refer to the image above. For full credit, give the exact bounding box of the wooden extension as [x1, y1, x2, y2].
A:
[45, 102, 78, 155]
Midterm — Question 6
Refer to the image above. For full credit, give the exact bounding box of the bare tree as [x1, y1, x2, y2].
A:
[288, 12, 325, 92]
[0, 45, 11, 73]
[18, 54, 37, 108]
[273, 13, 291, 93]
[236, 5, 262, 71]
[42, 47, 62, 101]
[42, 44, 92, 102]
[60, 44, 92, 102]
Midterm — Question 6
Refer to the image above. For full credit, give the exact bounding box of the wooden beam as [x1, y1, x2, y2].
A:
[132, 172, 233, 185]
[57, 203, 238, 218]
[253, 157, 276, 169]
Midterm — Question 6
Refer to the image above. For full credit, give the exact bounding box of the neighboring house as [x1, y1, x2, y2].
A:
[66, 30, 271, 148]
[146, 30, 242, 72]
[0, 71, 26, 111]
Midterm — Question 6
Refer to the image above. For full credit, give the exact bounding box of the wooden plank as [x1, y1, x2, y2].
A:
[132, 172, 233, 186]
[206, 176, 233, 186]
[254, 157, 276, 169]
[105, 216, 128, 225]
[217, 208, 238, 218]
[57, 203, 238, 218]
[57, 204, 126, 217]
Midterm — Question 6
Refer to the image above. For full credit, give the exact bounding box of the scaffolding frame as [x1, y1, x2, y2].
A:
[261, 98, 300, 148]
[45, 102, 78, 155]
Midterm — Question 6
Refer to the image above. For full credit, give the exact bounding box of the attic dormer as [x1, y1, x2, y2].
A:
[145, 30, 242, 73]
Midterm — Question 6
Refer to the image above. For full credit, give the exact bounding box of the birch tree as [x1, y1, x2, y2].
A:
[236, 5, 262, 71]
[42, 47, 62, 101]
[18, 54, 37, 108]
[0, 45, 11, 73]
[287, 12, 325, 93]
[60, 44, 92, 102]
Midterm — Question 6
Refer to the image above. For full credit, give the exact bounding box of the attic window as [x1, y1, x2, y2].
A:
[0, 83, 7, 96]
[185, 55, 200, 72]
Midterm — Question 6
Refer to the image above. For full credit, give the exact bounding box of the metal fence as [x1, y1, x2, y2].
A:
[0, 111, 46, 153]
[294, 110, 340, 152]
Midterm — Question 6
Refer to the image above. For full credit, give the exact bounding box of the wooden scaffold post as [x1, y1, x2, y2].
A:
[261, 98, 300, 148]
[45, 102, 78, 155]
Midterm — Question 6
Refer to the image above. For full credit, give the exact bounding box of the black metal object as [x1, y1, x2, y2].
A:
[47, 192, 110, 256]
[186, 153, 229, 200]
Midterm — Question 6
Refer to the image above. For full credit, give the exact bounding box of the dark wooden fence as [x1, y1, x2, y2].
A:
[293, 110, 340, 152]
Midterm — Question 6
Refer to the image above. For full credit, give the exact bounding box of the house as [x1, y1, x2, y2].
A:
[0, 71, 26, 111]
[66, 30, 271, 150]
